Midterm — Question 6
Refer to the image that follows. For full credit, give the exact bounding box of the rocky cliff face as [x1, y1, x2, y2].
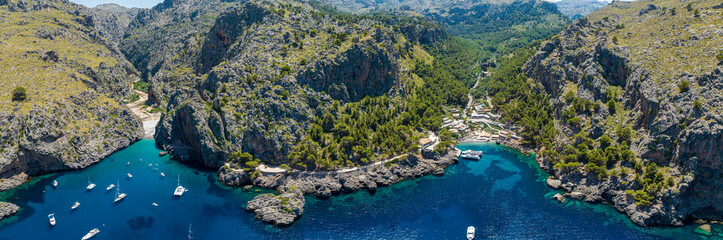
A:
[88, 3, 140, 44]
[0, 0, 143, 190]
[524, 0, 722, 226]
[119, 0, 441, 168]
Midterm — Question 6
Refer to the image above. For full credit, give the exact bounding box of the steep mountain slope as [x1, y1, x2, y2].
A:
[523, 0, 722, 226]
[0, 0, 143, 189]
[553, 0, 608, 20]
[324, 0, 570, 63]
[433, 0, 569, 62]
[88, 3, 140, 43]
[119, 0, 463, 169]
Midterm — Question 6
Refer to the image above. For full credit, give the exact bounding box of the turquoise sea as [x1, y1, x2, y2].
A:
[0, 139, 720, 239]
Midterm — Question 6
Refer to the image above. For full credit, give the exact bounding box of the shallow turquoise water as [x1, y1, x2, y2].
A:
[0, 140, 719, 239]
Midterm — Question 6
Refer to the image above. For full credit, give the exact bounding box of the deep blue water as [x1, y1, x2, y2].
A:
[0, 140, 719, 239]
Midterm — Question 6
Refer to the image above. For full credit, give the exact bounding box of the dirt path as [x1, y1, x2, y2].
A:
[126, 81, 161, 138]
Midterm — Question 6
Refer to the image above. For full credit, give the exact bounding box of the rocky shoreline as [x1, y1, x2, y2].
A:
[220, 148, 461, 226]
[0, 202, 19, 221]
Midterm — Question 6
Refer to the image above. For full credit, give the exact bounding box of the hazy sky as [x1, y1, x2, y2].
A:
[71, 0, 162, 8]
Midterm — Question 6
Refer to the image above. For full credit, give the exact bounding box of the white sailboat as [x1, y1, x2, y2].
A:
[71, 202, 80, 210]
[114, 181, 126, 203]
[106, 183, 115, 191]
[48, 213, 56, 226]
[81, 228, 100, 240]
[86, 177, 96, 190]
[52, 180, 58, 187]
[174, 175, 185, 197]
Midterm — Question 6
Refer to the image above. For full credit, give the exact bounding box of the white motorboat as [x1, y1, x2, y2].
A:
[48, 213, 56, 226]
[86, 177, 96, 190]
[160, 172, 165, 177]
[52, 180, 58, 187]
[127, 162, 130, 166]
[467, 226, 475, 240]
[152, 202, 159, 207]
[106, 184, 115, 191]
[127, 173, 133, 178]
[114, 181, 126, 203]
[81, 228, 100, 240]
[174, 175, 185, 197]
[148, 164, 152, 168]
[72, 202, 80, 210]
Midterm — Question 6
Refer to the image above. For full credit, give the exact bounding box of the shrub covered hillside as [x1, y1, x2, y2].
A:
[323, 0, 570, 64]
[0, 0, 142, 189]
[521, 0, 722, 226]
[119, 0, 476, 170]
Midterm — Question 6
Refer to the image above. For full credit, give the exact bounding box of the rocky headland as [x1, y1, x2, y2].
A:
[523, 0, 722, 226]
[0, 0, 143, 193]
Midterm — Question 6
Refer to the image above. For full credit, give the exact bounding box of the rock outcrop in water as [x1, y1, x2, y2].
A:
[0, 0, 143, 191]
[525, 0, 723, 226]
[245, 189, 305, 227]
[0, 202, 19, 221]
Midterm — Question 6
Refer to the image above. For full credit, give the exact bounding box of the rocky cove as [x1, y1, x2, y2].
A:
[220, 148, 461, 226]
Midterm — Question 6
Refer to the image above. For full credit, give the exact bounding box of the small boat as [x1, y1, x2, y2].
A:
[139, 158, 142, 162]
[148, 164, 152, 168]
[160, 173, 165, 177]
[174, 175, 185, 197]
[114, 181, 126, 203]
[86, 177, 96, 190]
[52, 180, 58, 187]
[127, 162, 130, 166]
[81, 228, 100, 240]
[48, 213, 56, 226]
[106, 184, 115, 191]
[461, 154, 481, 160]
[152, 202, 159, 207]
[127, 173, 133, 178]
[72, 202, 80, 210]
[467, 226, 475, 240]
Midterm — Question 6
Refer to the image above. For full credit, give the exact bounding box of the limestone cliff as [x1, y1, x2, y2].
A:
[524, 0, 722, 226]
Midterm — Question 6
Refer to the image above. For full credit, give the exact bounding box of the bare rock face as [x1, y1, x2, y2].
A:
[245, 189, 304, 227]
[0, 202, 19, 221]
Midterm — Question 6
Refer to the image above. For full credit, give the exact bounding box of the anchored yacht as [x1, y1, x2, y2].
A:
[71, 202, 80, 210]
[86, 177, 96, 190]
[114, 181, 126, 203]
[467, 226, 475, 240]
[81, 228, 100, 240]
[174, 175, 186, 197]
[48, 213, 55, 226]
